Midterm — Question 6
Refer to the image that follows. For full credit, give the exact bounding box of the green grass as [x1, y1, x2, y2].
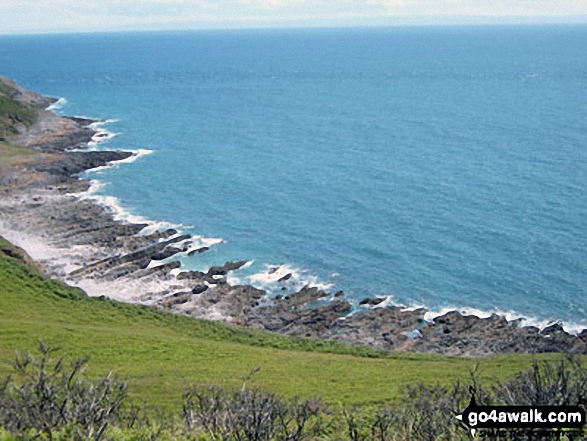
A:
[0, 79, 16, 97]
[0, 140, 36, 159]
[0, 142, 40, 187]
[0, 93, 37, 139]
[0, 236, 555, 413]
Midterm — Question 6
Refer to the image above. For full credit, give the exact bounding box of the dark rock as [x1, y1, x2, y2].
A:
[207, 260, 248, 276]
[188, 246, 209, 256]
[152, 247, 180, 261]
[162, 291, 191, 308]
[135, 261, 181, 278]
[118, 229, 178, 251]
[279, 301, 352, 337]
[70, 234, 190, 277]
[524, 326, 540, 334]
[327, 306, 426, 350]
[177, 270, 207, 280]
[152, 244, 189, 261]
[36, 151, 133, 176]
[541, 323, 565, 335]
[188, 284, 267, 322]
[192, 284, 208, 295]
[70, 116, 97, 126]
[283, 286, 329, 307]
[29, 125, 96, 153]
[359, 297, 385, 306]
[278, 273, 292, 282]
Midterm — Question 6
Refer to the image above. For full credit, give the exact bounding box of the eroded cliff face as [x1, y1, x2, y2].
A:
[1, 76, 586, 357]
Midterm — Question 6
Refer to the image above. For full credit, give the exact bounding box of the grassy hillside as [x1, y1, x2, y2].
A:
[0, 236, 551, 413]
[0, 140, 36, 164]
[0, 92, 36, 140]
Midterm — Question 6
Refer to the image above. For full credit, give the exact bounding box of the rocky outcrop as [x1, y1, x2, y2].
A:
[188, 246, 209, 256]
[207, 261, 248, 276]
[183, 283, 267, 322]
[359, 297, 386, 306]
[410, 312, 587, 356]
[174, 261, 248, 285]
[162, 291, 192, 308]
[35, 151, 133, 176]
[278, 273, 292, 282]
[69, 234, 191, 279]
[191, 284, 208, 295]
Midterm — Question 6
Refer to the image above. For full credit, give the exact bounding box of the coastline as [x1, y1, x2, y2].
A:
[2, 76, 587, 356]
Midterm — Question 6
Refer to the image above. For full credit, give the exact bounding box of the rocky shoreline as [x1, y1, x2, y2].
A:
[1, 76, 586, 356]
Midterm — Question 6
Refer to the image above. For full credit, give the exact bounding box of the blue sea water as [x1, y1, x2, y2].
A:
[1, 25, 586, 328]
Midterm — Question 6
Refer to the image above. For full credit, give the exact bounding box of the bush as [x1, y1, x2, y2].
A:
[0, 342, 127, 440]
[183, 385, 326, 440]
[390, 357, 587, 441]
[492, 356, 587, 407]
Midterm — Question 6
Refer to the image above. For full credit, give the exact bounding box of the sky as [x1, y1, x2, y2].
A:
[0, 0, 586, 34]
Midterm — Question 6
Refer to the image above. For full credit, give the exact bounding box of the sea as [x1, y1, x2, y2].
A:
[1, 25, 586, 330]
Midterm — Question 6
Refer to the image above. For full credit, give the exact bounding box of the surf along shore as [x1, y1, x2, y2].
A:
[1, 75, 586, 357]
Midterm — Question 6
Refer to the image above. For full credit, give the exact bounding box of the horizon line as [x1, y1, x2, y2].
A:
[1, 16, 587, 37]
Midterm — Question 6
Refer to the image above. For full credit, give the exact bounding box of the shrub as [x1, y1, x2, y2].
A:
[0, 341, 127, 440]
[391, 357, 587, 441]
[492, 356, 587, 407]
[183, 385, 326, 440]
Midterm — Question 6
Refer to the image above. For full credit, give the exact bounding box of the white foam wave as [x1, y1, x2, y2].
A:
[0, 213, 120, 277]
[145, 260, 160, 270]
[392, 301, 587, 335]
[140, 222, 185, 236]
[86, 119, 119, 151]
[0, 223, 80, 276]
[88, 119, 119, 131]
[147, 237, 223, 267]
[223, 260, 255, 285]
[85, 149, 154, 173]
[81, 191, 181, 233]
[46, 97, 68, 111]
[196, 236, 225, 247]
[240, 260, 255, 269]
[70, 275, 190, 305]
[245, 263, 335, 292]
[81, 182, 225, 254]
[79, 180, 179, 231]
[115, 149, 154, 164]
[368, 295, 397, 309]
[304, 280, 335, 291]
[248, 264, 296, 284]
[85, 179, 107, 194]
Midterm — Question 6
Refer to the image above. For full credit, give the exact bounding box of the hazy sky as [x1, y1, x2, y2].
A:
[1, 0, 586, 34]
